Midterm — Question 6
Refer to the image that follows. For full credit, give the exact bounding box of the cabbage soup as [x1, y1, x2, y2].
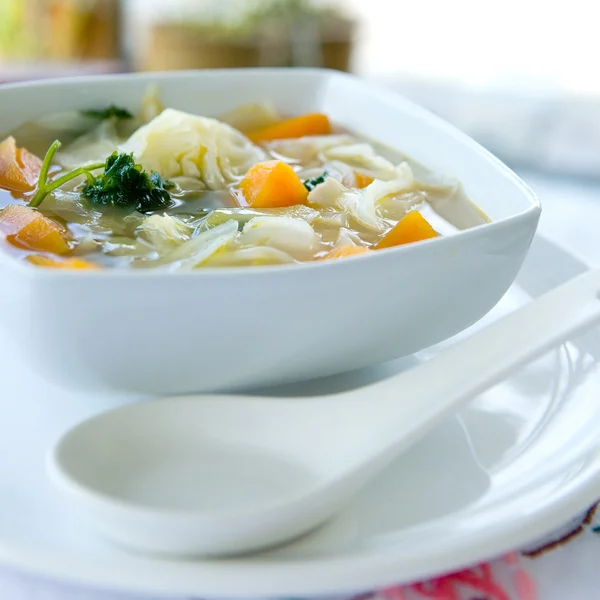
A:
[0, 87, 489, 270]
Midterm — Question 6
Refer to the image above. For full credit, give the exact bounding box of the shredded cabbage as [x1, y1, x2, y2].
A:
[343, 164, 415, 230]
[336, 189, 382, 231]
[308, 162, 415, 231]
[137, 214, 193, 254]
[312, 209, 347, 231]
[307, 177, 347, 208]
[103, 237, 154, 258]
[157, 219, 239, 269]
[119, 108, 267, 189]
[206, 246, 297, 267]
[202, 205, 319, 230]
[378, 191, 428, 221]
[322, 143, 398, 181]
[266, 134, 357, 164]
[298, 160, 355, 187]
[268, 135, 400, 182]
[238, 217, 320, 260]
[335, 227, 364, 247]
[168, 177, 207, 193]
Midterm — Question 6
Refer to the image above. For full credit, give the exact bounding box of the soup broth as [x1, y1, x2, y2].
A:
[0, 88, 489, 270]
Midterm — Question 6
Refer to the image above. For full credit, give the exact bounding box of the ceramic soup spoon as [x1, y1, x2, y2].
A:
[49, 268, 600, 557]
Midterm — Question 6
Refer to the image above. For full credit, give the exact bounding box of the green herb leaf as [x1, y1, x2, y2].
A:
[82, 105, 134, 121]
[83, 152, 173, 214]
[29, 142, 173, 214]
[303, 171, 328, 192]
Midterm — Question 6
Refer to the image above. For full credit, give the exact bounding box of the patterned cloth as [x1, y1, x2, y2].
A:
[365, 503, 600, 600]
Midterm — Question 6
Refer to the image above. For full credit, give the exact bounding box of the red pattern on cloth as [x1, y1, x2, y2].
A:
[361, 502, 600, 600]
[364, 554, 536, 600]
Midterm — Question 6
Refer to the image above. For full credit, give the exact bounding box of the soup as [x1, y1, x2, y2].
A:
[0, 88, 489, 270]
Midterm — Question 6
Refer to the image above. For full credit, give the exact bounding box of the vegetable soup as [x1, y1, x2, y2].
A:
[0, 87, 489, 270]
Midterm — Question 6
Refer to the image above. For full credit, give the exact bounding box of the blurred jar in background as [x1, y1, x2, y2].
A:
[45, 0, 122, 60]
[129, 0, 357, 72]
[0, 0, 122, 63]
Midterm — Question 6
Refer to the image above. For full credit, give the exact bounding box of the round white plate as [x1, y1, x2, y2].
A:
[1, 234, 600, 599]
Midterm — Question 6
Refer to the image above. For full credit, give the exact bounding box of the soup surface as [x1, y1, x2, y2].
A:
[0, 88, 489, 270]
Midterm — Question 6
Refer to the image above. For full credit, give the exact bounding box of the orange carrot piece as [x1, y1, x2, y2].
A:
[248, 113, 332, 143]
[324, 244, 370, 260]
[0, 136, 42, 192]
[240, 160, 309, 208]
[0, 204, 70, 255]
[376, 211, 438, 250]
[354, 172, 374, 189]
[27, 255, 99, 269]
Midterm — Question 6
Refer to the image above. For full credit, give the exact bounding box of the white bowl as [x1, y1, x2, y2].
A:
[0, 69, 540, 395]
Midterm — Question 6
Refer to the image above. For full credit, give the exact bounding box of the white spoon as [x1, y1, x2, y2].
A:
[49, 268, 600, 558]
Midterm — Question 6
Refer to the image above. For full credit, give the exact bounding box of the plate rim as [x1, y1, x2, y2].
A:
[2, 464, 600, 598]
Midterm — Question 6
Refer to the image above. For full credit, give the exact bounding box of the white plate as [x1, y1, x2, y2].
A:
[1, 234, 600, 599]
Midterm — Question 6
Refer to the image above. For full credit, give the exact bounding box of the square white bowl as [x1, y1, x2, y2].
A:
[0, 69, 541, 395]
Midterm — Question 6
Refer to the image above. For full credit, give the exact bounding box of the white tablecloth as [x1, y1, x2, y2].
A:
[2, 169, 599, 600]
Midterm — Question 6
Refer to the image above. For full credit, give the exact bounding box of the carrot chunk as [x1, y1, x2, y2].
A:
[240, 160, 309, 208]
[354, 172, 374, 189]
[375, 211, 438, 250]
[324, 244, 370, 260]
[0, 204, 70, 254]
[248, 113, 332, 143]
[0, 136, 42, 192]
[27, 255, 99, 269]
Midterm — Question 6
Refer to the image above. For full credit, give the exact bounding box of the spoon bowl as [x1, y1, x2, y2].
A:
[49, 395, 386, 556]
[49, 268, 600, 557]
[49, 398, 329, 555]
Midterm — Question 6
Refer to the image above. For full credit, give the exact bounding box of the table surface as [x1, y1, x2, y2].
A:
[1, 169, 599, 599]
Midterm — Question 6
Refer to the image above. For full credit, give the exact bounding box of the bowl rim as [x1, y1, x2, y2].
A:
[0, 67, 542, 280]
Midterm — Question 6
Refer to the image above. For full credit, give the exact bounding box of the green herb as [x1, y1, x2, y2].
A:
[82, 105, 134, 121]
[83, 153, 174, 214]
[303, 171, 328, 192]
[30, 141, 174, 214]
[30, 140, 104, 208]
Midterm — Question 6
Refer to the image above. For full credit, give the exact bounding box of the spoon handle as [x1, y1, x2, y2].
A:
[353, 267, 600, 459]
